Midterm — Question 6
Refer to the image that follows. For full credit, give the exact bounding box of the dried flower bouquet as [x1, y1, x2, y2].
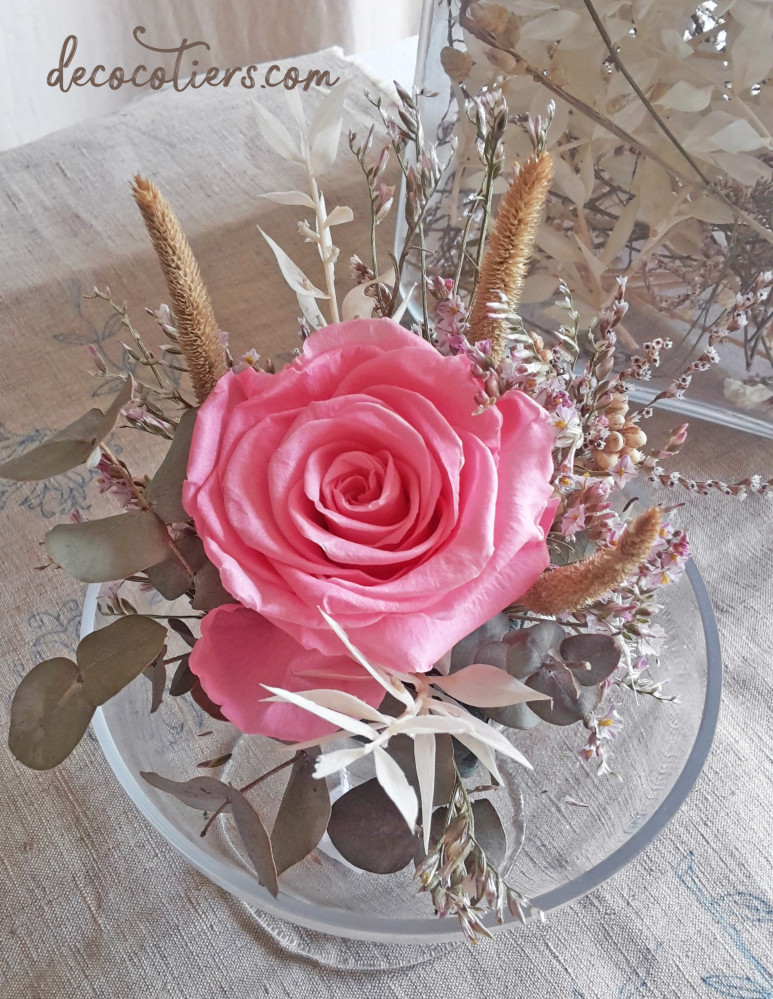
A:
[421, 0, 773, 419]
[4, 81, 769, 942]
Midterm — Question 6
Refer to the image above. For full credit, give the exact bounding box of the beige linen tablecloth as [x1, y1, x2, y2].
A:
[1, 48, 772, 999]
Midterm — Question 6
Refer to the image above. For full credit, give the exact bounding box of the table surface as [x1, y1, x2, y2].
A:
[1, 46, 772, 999]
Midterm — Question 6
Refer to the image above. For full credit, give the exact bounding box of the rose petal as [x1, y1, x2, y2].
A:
[189, 604, 383, 739]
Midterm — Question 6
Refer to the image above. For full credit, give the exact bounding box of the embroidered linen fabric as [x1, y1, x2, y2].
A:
[1, 49, 772, 998]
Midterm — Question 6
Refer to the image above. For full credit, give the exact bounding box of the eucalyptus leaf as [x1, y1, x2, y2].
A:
[191, 560, 236, 612]
[327, 778, 418, 874]
[560, 634, 620, 686]
[143, 645, 167, 714]
[146, 535, 205, 600]
[503, 622, 566, 679]
[140, 771, 231, 810]
[76, 614, 167, 705]
[8, 658, 95, 770]
[190, 678, 227, 722]
[169, 655, 195, 696]
[526, 665, 599, 725]
[168, 619, 197, 648]
[485, 700, 542, 730]
[270, 752, 331, 876]
[145, 408, 197, 523]
[471, 799, 506, 867]
[0, 377, 132, 482]
[229, 788, 279, 897]
[46, 510, 171, 582]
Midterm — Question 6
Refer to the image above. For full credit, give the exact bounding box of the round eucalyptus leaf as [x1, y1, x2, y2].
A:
[525, 663, 585, 726]
[328, 779, 419, 874]
[486, 700, 542, 730]
[472, 798, 507, 867]
[503, 621, 566, 678]
[8, 658, 95, 770]
[560, 633, 621, 686]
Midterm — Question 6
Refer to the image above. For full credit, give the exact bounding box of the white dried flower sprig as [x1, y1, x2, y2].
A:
[263, 611, 548, 851]
[254, 85, 353, 328]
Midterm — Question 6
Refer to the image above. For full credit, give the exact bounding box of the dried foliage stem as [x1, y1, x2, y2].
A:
[516, 507, 662, 616]
[458, 3, 773, 245]
[100, 445, 196, 579]
[131, 176, 227, 403]
[200, 751, 303, 838]
[305, 163, 340, 324]
[468, 151, 554, 363]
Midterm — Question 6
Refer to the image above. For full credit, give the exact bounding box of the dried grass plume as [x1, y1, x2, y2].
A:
[515, 507, 662, 617]
[468, 151, 554, 365]
[131, 175, 227, 403]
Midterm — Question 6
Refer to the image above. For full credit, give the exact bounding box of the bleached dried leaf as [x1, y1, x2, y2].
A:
[296, 292, 326, 330]
[655, 81, 713, 113]
[600, 196, 640, 265]
[373, 745, 418, 832]
[313, 744, 373, 779]
[258, 226, 328, 299]
[519, 8, 580, 40]
[318, 609, 413, 707]
[341, 283, 376, 321]
[280, 688, 388, 724]
[262, 684, 377, 740]
[254, 101, 301, 162]
[414, 733, 436, 853]
[284, 87, 306, 136]
[431, 663, 550, 707]
[325, 205, 354, 227]
[393, 283, 417, 323]
[261, 190, 316, 209]
[308, 80, 351, 173]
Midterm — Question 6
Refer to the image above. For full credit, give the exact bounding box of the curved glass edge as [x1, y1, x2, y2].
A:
[84, 560, 722, 944]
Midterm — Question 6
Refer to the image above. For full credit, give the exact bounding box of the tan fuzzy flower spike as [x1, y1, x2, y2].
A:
[515, 507, 663, 617]
[468, 150, 554, 364]
[131, 175, 227, 403]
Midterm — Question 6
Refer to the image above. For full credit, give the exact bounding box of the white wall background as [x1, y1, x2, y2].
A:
[2, 0, 420, 150]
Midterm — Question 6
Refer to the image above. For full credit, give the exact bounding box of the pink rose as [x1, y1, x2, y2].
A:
[189, 605, 383, 739]
[184, 318, 555, 702]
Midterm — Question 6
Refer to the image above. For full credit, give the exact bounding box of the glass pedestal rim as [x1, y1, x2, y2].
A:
[83, 557, 721, 943]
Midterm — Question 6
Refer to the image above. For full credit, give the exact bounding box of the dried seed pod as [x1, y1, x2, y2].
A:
[623, 425, 647, 449]
[604, 431, 624, 453]
[593, 450, 619, 472]
[608, 413, 626, 431]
